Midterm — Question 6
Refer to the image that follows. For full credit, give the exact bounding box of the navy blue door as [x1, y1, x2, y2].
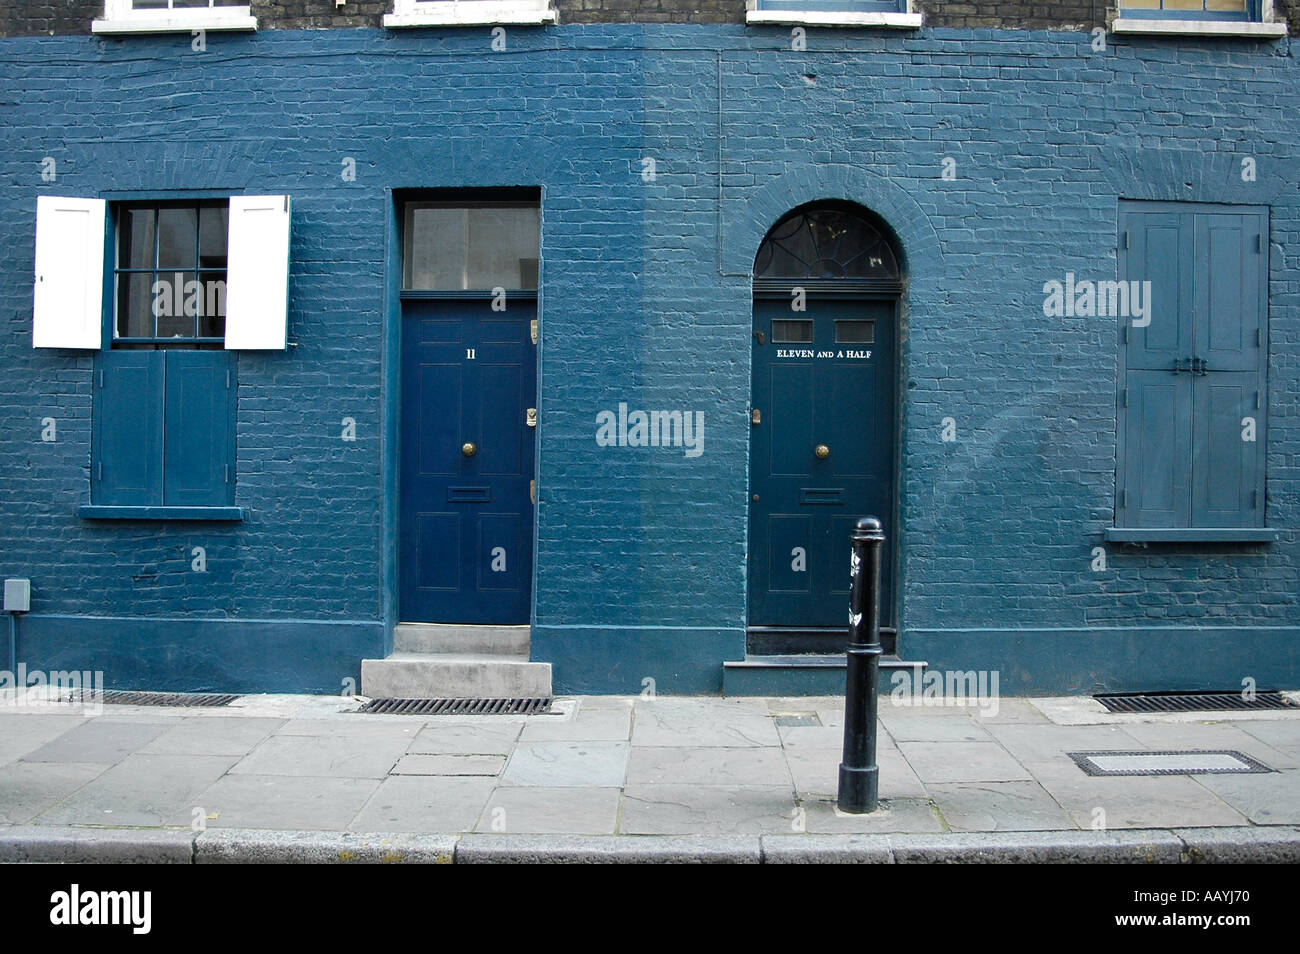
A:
[400, 298, 536, 623]
[748, 297, 896, 629]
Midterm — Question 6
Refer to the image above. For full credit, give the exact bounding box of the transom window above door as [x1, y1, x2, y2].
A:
[403, 202, 540, 292]
[754, 205, 901, 290]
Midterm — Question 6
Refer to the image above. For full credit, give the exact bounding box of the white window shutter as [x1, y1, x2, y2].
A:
[225, 195, 291, 350]
[32, 196, 106, 349]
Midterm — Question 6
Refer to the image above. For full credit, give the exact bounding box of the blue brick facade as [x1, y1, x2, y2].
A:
[1, 26, 1296, 694]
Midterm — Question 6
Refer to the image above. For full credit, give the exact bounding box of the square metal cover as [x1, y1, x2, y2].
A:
[1067, 749, 1274, 777]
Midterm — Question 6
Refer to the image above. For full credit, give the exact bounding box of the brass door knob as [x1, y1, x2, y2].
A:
[462, 442, 477, 457]
[814, 444, 830, 460]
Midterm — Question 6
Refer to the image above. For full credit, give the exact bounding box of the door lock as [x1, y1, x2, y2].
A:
[526, 408, 537, 428]
[751, 409, 761, 426]
[815, 444, 830, 460]
[462, 442, 477, 457]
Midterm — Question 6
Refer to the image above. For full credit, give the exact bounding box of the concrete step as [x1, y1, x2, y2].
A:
[361, 652, 552, 699]
[394, 623, 530, 655]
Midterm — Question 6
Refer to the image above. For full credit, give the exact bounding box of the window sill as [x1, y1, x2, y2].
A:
[79, 505, 244, 521]
[92, 12, 257, 35]
[384, 4, 556, 27]
[1105, 527, 1279, 543]
[1111, 18, 1287, 38]
[744, 5, 922, 27]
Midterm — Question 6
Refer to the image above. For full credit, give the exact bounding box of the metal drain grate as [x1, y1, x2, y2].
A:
[1095, 691, 1295, 714]
[1068, 749, 1274, 777]
[773, 713, 822, 727]
[357, 697, 553, 716]
[70, 689, 240, 708]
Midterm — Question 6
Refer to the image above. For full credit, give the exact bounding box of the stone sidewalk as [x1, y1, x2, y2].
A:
[1, 691, 1298, 862]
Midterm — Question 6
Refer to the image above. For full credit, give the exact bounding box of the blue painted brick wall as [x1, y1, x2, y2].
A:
[1, 25, 1296, 693]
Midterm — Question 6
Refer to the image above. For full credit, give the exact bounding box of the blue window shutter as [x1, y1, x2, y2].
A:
[162, 351, 235, 507]
[1195, 212, 1263, 374]
[1121, 209, 1193, 372]
[1191, 373, 1260, 527]
[1122, 370, 1193, 528]
[93, 350, 164, 505]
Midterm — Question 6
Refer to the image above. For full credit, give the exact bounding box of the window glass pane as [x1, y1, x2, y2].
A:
[1163, 0, 1206, 8]
[197, 272, 227, 338]
[465, 206, 540, 289]
[772, 319, 813, 343]
[157, 208, 197, 269]
[172, 0, 211, 7]
[156, 273, 196, 339]
[121, 208, 156, 269]
[198, 206, 228, 269]
[404, 203, 540, 290]
[835, 320, 874, 344]
[131, 0, 169, 8]
[1122, 0, 1161, 7]
[1205, 0, 1244, 9]
[116, 273, 156, 339]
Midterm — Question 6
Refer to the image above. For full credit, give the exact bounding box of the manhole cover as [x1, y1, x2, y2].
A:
[1068, 749, 1274, 777]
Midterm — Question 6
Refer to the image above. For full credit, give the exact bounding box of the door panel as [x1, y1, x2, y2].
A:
[749, 297, 896, 630]
[1192, 372, 1259, 527]
[1122, 370, 1192, 527]
[401, 298, 536, 623]
[1122, 211, 1193, 371]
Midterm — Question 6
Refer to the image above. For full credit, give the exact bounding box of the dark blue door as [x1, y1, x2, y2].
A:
[748, 297, 896, 629]
[400, 298, 536, 623]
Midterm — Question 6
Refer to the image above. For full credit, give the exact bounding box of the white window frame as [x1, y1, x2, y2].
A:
[1112, 0, 1287, 37]
[92, 0, 256, 35]
[744, 0, 921, 28]
[384, 0, 555, 28]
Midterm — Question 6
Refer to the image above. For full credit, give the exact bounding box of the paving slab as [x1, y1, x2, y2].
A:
[898, 741, 1033, 784]
[631, 699, 781, 747]
[0, 714, 89, 765]
[407, 722, 522, 755]
[627, 745, 791, 786]
[986, 723, 1146, 763]
[456, 833, 763, 863]
[348, 776, 495, 833]
[519, 707, 631, 742]
[1236, 719, 1300, 753]
[1193, 769, 1300, 825]
[35, 753, 238, 827]
[777, 725, 848, 748]
[196, 828, 456, 864]
[621, 784, 795, 835]
[20, 719, 174, 764]
[928, 780, 1079, 832]
[177, 774, 381, 830]
[1023, 758, 1249, 830]
[800, 796, 944, 834]
[501, 742, 629, 787]
[476, 786, 621, 834]
[230, 733, 408, 779]
[139, 717, 286, 757]
[0, 762, 106, 825]
[882, 714, 994, 743]
[1117, 721, 1299, 770]
[391, 754, 505, 776]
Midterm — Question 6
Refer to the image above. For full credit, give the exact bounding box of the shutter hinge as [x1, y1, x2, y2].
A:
[1252, 490, 1258, 510]
[1254, 391, 1260, 410]
[1123, 230, 1129, 249]
[1120, 489, 1127, 509]
[1255, 234, 1262, 253]
[97, 369, 103, 389]
[1122, 388, 1128, 408]
[1123, 325, 1130, 345]
[225, 465, 230, 485]
[226, 369, 231, 389]
[283, 195, 288, 212]
[97, 462, 102, 481]
[1256, 329, 1262, 348]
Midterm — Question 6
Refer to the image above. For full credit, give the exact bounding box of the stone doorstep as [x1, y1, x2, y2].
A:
[359, 653, 553, 699]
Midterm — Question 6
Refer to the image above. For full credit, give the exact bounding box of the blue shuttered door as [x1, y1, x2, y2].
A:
[94, 351, 164, 505]
[163, 351, 235, 507]
[1119, 203, 1267, 530]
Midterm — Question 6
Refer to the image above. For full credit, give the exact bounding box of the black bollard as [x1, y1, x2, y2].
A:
[837, 516, 884, 814]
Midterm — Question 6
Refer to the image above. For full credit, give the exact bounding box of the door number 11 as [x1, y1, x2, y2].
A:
[466, 348, 476, 360]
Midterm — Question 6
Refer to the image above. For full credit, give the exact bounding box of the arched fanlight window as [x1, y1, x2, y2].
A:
[754, 205, 900, 283]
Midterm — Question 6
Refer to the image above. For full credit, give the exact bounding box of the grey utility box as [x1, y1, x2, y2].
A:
[4, 579, 31, 613]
